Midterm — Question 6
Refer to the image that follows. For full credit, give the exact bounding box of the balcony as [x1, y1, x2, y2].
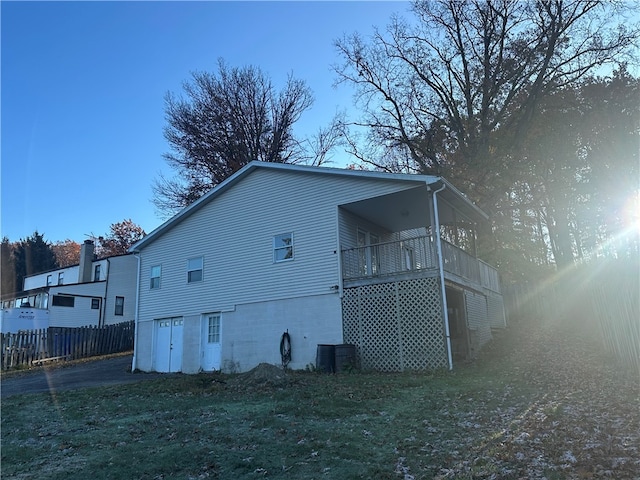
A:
[341, 236, 500, 293]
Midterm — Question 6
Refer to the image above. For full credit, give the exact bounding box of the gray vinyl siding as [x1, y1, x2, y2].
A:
[138, 168, 423, 321]
[465, 290, 493, 355]
[487, 293, 507, 328]
[103, 255, 138, 325]
[338, 208, 395, 250]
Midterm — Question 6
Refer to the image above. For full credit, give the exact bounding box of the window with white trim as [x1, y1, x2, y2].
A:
[273, 233, 294, 263]
[94, 264, 101, 282]
[187, 257, 203, 283]
[150, 265, 161, 289]
[58, 272, 64, 285]
[47, 275, 53, 286]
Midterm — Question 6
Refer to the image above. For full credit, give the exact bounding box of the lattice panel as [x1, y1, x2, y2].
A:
[342, 278, 447, 371]
[397, 279, 447, 369]
[361, 282, 401, 371]
[341, 288, 360, 345]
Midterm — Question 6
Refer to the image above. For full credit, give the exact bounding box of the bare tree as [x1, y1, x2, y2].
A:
[334, 0, 638, 208]
[153, 60, 341, 216]
[334, 0, 638, 269]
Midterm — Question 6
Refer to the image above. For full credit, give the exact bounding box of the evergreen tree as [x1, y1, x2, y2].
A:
[1, 237, 16, 295]
[13, 231, 58, 291]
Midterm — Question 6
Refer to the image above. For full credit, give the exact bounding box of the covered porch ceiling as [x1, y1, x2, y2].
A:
[340, 184, 486, 233]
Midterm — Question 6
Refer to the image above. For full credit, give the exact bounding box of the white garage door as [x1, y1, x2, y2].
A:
[155, 317, 184, 373]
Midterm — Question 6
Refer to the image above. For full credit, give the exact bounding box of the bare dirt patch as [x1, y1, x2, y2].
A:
[227, 362, 290, 390]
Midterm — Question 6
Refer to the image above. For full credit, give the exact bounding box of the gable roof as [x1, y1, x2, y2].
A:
[130, 161, 487, 252]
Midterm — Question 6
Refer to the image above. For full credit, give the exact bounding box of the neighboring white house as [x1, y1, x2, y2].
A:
[130, 161, 506, 374]
[1, 240, 137, 332]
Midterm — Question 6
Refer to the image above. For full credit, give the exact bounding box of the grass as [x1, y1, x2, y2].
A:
[2, 315, 639, 480]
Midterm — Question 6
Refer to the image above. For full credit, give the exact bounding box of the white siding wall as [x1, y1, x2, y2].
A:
[137, 169, 420, 320]
[92, 259, 109, 282]
[136, 168, 421, 372]
[48, 282, 105, 327]
[22, 258, 113, 292]
[102, 255, 138, 325]
[23, 265, 80, 290]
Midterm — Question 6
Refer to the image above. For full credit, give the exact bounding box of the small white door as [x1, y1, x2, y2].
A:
[201, 313, 221, 371]
[155, 317, 184, 373]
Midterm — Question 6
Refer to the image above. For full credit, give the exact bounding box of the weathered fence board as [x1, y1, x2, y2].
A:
[1, 321, 134, 370]
[503, 258, 639, 372]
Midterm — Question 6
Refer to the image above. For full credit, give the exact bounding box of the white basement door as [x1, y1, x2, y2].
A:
[201, 313, 222, 371]
[155, 317, 184, 373]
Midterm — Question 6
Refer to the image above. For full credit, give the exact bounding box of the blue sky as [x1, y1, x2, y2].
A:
[1, 1, 410, 244]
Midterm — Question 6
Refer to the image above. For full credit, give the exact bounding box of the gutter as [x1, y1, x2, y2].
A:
[132, 253, 141, 372]
[431, 182, 454, 371]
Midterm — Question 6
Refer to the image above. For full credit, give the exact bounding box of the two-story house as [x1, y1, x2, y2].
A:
[130, 161, 505, 373]
[1, 240, 137, 332]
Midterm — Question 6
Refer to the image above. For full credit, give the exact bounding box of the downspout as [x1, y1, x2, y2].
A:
[132, 253, 141, 372]
[432, 183, 453, 371]
[101, 258, 111, 328]
[335, 206, 344, 298]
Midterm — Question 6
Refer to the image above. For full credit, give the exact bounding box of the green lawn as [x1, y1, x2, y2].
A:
[2, 316, 638, 479]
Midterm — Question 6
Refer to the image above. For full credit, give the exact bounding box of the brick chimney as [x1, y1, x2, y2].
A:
[78, 240, 95, 283]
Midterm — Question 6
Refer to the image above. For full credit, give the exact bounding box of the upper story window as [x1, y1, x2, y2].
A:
[187, 257, 203, 283]
[274, 233, 294, 263]
[94, 264, 101, 282]
[46, 275, 53, 286]
[150, 265, 161, 289]
[57, 272, 64, 285]
[115, 296, 124, 316]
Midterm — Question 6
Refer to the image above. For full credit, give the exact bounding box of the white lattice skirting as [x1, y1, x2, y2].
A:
[342, 278, 448, 371]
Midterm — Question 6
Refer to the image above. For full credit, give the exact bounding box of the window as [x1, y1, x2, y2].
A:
[91, 298, 100, 309]
[150, 265, 161, 289]
[206, 314, 221, 343]
[52, 295, 75, 307]
[94, 264, 101, 282]
[187, 257, 203, 283]
[47, 275, 53, 286]
[58, 272, 64, 285]
[115, 296, 124, 316]
[274, 233, 294, 262]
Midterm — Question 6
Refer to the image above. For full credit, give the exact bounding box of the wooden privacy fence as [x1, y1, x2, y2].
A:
[503, 258, 639, 372]
[1, 321, 134, 370]
[587, 260, 639, 372]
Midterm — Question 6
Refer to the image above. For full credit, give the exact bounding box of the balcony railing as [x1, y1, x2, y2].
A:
[341, 235, 500, 293]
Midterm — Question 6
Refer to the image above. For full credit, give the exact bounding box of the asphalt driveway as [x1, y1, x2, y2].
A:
[1, 354, 168, 398]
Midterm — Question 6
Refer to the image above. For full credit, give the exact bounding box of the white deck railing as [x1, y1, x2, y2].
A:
[341, 236, 500, 293]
